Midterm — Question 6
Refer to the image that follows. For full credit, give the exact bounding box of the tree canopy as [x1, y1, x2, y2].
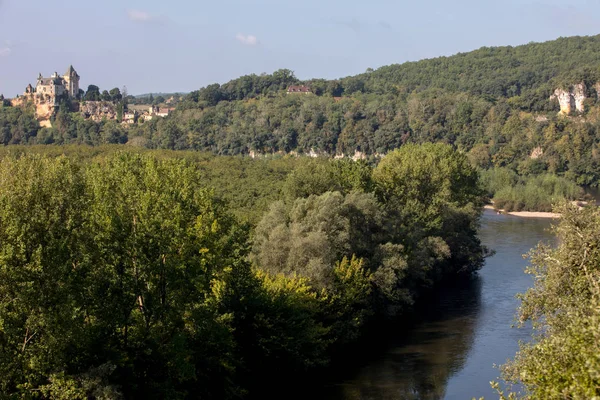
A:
[0, 145, 486, 398]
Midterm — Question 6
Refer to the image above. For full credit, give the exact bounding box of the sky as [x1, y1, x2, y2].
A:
[0, 0, 599, 97]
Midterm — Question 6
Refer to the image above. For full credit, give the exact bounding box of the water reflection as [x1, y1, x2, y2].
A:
[317, 210, 555, 400]
[322, 276, 482, 400]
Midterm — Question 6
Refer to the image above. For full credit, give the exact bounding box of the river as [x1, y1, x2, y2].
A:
[316, 209, 555, 400]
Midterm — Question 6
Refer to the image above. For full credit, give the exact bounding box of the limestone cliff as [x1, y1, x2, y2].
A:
[10, 95, 54, 127]
[79, 101, 118, 121]
[550, 82, 598, 115]
[9, 96, 121, 127]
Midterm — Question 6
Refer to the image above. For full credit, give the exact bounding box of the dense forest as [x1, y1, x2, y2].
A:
[0, 145, 486, 398]
[3, 35, 600, 189]
[0, 36, 600, 191]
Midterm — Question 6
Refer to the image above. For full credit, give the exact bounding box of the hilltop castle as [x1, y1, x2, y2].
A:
[23, 65, 80, 103]
[9, 66, 81, 127]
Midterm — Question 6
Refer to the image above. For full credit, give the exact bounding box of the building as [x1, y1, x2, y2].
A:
[149, 106, 175, 117]
[287, 85, 311, 94]
[22, 65, 80, 104]
[123, 110, 137, 124]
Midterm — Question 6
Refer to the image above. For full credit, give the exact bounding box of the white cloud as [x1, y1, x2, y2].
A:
[128, 9, 153, 22]
[236, 34, 259, 46]
[0, 47, 11, 57]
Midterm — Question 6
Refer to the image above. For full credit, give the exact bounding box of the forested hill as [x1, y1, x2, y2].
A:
[344, 35, 600, 100]
[187, 34, 600, 106]
[4, 34, 600, 184]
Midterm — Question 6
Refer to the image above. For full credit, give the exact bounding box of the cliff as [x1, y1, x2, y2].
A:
[550, 82, 600, 115]
[9, 97, 122, 127]
[78, 101, 118, 121]
[10, 95, 54, 127]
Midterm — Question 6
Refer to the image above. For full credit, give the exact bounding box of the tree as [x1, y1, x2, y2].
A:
[85, 85, 100, 101]
[109, 87, 122, 102]
[252, 191, 384, 287]
[101, 90, 111, 101]
[122, 86, 129, 110]
[0, 153, 250, 398]
[200, 84, 223, 106]
[373, 143, 483, 226]
[498, 205, 600, 398]
[373, 143, 485, 274]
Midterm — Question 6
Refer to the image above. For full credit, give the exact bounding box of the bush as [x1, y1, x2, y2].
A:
[485, 170, 583, 212]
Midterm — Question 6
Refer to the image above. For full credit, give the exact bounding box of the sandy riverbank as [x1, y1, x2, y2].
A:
[484, 205, 561, 219]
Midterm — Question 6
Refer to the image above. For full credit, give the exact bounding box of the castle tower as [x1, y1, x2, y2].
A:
[63, 65, 80, 98]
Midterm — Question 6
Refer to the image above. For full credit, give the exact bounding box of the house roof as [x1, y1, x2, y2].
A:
[38, 77, 64, 86]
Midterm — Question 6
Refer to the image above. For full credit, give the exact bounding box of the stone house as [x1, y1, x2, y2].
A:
[287, 85, 311, 94]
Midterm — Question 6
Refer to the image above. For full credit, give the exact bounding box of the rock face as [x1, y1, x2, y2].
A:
[10, 96, 123, 127]
[550, 83, 587, 115]
[352, 150, 366, 161]
[79, 101, 118, 121]
[550, 82, 600, 115]
[10, 95, 55, 127]
[530, 147, 544, 159]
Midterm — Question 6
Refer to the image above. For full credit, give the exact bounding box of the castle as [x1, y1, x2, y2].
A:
[23, 65, 80, 103]
[9, 66, 81, 127]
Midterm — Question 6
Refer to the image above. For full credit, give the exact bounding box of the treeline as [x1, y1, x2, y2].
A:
[187, 68, 299, 105]
[129, 93, 184, 106]
[5, 89, 599, 185]
[0, 144, 485, 398]
[189, 35, 600, 104]
[82, 85, 126, 103]
[481, 168, 583, 212]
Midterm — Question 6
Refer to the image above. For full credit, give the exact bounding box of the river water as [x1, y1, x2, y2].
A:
[318, 209, 555, 400]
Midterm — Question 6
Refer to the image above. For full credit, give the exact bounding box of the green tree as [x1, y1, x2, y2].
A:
[0, 153, 250, 398]
[101, 90, 111, 101]
[498, 205, 600, 399]
[109, 87, 122, 102]
[85, 85, 101, 101]
[373, 143, 485, 274]
[252, 191, 384, 288]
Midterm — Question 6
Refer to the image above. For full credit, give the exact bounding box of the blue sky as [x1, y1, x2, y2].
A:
[0, 0, 599, 97]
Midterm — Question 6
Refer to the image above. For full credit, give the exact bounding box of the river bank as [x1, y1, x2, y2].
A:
[484, 205, 561, 219]
[305, 209, 554, 399]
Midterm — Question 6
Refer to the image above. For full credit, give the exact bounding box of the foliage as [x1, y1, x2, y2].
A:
[498, 205, 600, 398]
[373, 143, 485, 276]
[0, 105, 39, 144]
[0, 145, 485, 398]
[252, 191, 384, 288]
[7, 36, 600, 187]
[482, 170, 583, 212]
[253, 144, 485, 317]
[0, 153, 246, 398]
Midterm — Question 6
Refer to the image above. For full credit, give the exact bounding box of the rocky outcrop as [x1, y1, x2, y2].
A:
[550, 83, 586, 115]
[530, 147, 544, 159]
[10, 96, 122, 127]
[35, 103, 54, 127]
[79, 101, 118, 121]
[352, 150, 366, 161]
[10, 95, 56, 127]
[549, 82, 600, 115]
